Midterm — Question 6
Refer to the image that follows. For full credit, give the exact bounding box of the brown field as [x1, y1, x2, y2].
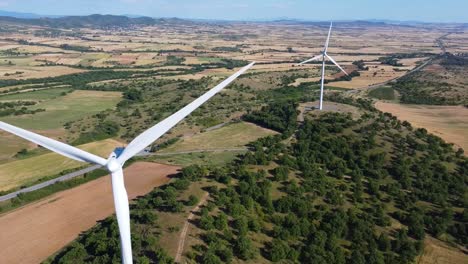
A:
[0, 66, 85, 80]
[0, 162, 180, 264]
[375, 102, 468, 151]
[331, 64, 411, 89]
[1, 21, 464, 80]
[416, 236, 468, 264]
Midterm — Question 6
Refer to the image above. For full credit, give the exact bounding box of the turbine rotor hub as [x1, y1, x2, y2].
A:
[107, 158, 121, 173]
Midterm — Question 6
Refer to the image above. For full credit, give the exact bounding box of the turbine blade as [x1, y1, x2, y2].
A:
[0, 121, 107, 166]
[110, 168, 133, 264]
[298, 54, 322, 65]
[324, 22, 333, 52]
[117, 62, 256, 164]
[325, 54, 348, 75]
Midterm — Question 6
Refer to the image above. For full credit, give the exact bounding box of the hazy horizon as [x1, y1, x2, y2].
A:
[0, 0, 466, 23]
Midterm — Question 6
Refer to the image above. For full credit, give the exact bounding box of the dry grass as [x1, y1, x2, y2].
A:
[159, 122, 277, 153]
[331, 64, 410, 89]
[416, 236, 468, 264]
[375, 102, 468, 152]
[0, 66, 85, 80]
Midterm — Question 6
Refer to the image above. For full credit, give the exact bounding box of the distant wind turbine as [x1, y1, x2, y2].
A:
[0, 62, 255, 264]
[299, 22, 348, 110]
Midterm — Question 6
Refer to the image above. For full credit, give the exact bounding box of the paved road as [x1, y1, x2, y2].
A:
[0, 165, 102, 202]
[0, 151, 152, 202]
[0, 148, 243, 202]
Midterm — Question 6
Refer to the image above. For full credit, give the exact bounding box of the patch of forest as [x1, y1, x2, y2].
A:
[47, 97, 467, 264]
[392, 75, 465, 105]
[0, 100, 45, 117]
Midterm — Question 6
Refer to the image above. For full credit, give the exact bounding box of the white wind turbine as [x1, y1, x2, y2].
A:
[0, 62, 255, 264]
[299, 22, 348, 110]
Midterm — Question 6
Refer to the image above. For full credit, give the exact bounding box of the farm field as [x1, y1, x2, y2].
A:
[0, 14, 466, 264]
[0, 138, 121, 191]
[0, 162, 179, 264]
[331, 64, 411, 89]
[0, 132, 34, 161]
[375, 102, 468, 151]
[0, 65, 86, 80]
[0, 90, 122, 130]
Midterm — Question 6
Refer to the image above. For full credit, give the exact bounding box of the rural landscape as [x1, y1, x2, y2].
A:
[0, 2, 467, 264]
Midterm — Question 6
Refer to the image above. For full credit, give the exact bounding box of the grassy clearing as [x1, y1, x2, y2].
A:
[160, 122, 277, 153]
[0, 133, 33, 161]
[0, 138, 120, 191]
[157, 180, 209, 257]
[416, 236, 468, 264]
[0, 90, 121, 130]
[368, 86, 396, 100]
[0, 87, 72, 100]
[153, 150, 245, 167]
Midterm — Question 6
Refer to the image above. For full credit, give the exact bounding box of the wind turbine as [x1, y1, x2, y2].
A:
[0, 62, 255, 264]
[299, 22, 348, 110]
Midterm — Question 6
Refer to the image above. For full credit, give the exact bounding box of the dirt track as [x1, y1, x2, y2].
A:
[0, 162, 180, 264]
[174, 192, 209, 263]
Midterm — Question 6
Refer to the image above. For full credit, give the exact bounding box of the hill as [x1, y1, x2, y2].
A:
[0, 14, 175, 28]
[46, 98, 468, 264]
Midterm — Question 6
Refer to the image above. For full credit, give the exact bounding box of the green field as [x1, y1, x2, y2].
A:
[160, 121, 277, 153]
[0, 138, 120, 191]
[368, 86, 396, 100]
[198, 57, 223, 63]
[0, 87, 71, 100]
[0, 90, 122, 130]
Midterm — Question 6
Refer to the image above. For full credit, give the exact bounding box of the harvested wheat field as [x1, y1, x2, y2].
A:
[0, 162, 180, 264]
[416, 236, 468, 264]
[331, 64, 410, 89]
[375, 102, 468, 151]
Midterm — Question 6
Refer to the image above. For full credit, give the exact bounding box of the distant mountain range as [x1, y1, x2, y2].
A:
[0, 12, 190, 28]
[0, 10, 466, 28]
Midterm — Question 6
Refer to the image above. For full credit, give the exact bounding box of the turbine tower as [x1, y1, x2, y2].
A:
[0, 62, 255, 264]
[299, 22, 348, 110]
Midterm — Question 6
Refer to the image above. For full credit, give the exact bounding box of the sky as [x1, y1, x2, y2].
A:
[0, 0, 466, 23]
